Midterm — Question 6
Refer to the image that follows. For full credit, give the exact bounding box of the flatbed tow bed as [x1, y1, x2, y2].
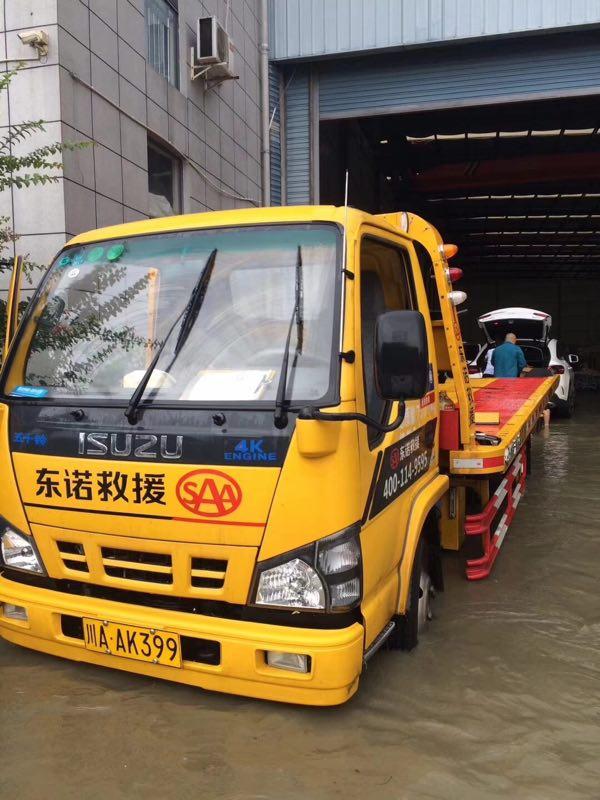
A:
[447, 376, 557, 476]
[439, 376, 557, 580]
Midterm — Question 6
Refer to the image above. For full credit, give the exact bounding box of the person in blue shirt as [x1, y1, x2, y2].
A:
[491, 333, 530, 378]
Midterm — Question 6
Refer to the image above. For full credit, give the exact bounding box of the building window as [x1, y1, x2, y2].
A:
[145, 0, 179, 87]
[148, 139, 181, 217]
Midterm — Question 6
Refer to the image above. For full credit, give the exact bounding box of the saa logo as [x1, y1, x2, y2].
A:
[389, 447, 401, 471]
[176, 469, 242, 517]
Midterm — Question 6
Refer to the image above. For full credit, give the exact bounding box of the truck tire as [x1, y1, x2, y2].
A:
[388, 536, 434, 651]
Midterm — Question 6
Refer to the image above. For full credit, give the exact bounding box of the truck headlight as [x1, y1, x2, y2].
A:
[256, 558, 326, 609]
[0, 526, 45, 574]
[253, 525, 362, 612]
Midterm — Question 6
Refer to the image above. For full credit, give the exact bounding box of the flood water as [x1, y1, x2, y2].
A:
[1, 396, 599, 800]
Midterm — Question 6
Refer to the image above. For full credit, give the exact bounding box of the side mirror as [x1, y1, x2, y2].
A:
[567, 354, 579, 365]
[375, 310, 429, 400]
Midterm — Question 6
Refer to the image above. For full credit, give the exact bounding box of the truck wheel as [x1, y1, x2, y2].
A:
[388, 537, 434, 651]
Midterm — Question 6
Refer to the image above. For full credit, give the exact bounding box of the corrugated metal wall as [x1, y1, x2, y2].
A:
[269, 64, 282, 205]
[269, 0, 600, 61]
[282, 34, 600, 204]
[319, 34, 600, 118]
[284, 68, 310, 204]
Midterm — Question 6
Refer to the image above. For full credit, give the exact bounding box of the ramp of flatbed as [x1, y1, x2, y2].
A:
[443, 376, 558, 474]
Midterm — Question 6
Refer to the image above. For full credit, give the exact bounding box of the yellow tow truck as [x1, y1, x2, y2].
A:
[0, 206, 556, 705]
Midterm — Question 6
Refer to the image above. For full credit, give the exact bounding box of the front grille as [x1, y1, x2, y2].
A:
[36, 529, 252, 600]
[103, 566, 174, 583]
[57, 540, 89, 573]
[101, 547, 171, 567]
[57, 542, 84, 555]
[101, 546, 173, 585]
[63, 559, 89, 572]
[190, 556, 227, 589]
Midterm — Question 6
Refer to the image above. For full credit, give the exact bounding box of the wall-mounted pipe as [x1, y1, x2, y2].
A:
[259, 0, 271, 206]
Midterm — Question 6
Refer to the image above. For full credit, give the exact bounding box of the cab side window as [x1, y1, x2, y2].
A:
[360, 237, 415, 445]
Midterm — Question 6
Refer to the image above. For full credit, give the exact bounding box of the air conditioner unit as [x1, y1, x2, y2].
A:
[195, 16, 235, 80]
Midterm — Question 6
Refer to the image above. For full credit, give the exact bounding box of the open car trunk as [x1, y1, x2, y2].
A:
[517, 342, 551, 368]
[478, 307, 551, 345]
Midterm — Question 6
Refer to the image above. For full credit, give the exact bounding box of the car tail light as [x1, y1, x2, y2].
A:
[468, 365, 479, 374]
[550, 365, 565, 375]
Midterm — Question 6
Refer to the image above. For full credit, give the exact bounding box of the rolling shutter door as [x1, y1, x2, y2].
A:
[319, 34, 600, 119]
[284, 69, 310, 204]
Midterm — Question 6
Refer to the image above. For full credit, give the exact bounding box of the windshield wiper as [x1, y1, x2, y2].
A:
[274, 245, 303, 429]
[124, 248, 218, 425]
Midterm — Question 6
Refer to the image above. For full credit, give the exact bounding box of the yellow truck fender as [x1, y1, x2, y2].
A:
[396, 474, 449, 615]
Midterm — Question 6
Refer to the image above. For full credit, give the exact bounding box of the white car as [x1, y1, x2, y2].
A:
[477, 307, 578, 417]
[464, 342, 486, 379]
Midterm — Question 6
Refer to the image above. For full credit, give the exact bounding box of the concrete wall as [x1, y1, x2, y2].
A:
[59, 0, 262, 235]
[0, 0, 64, 275]
[0, 0, 262, 284]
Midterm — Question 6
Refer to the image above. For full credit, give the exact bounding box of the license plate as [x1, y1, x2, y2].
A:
[83, 618, 181, 668]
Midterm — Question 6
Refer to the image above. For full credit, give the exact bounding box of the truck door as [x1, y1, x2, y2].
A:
[356, 231, 438, 639]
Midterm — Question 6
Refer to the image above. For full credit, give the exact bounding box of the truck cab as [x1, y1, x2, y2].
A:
[0, 206, 557, 705]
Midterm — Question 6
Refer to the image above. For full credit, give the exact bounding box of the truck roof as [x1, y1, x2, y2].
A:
[66, 206, 422, 247]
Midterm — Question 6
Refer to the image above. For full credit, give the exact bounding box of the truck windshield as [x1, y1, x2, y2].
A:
[5, 224, 340, 405]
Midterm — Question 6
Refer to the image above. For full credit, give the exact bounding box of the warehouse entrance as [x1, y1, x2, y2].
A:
[320, 94, 600, 356]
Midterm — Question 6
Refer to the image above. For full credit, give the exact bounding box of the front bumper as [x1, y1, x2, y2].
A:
[0, 575, 364, 706]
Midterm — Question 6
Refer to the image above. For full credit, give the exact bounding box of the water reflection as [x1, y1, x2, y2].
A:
[1, 398, 599, 800]
[541, 424, 570, 481]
